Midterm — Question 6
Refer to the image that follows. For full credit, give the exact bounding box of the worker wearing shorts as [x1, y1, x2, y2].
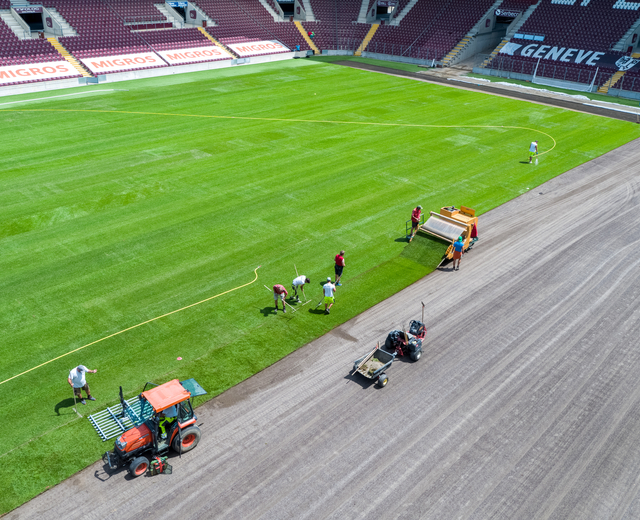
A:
[529, 140, 538, 163]
[292, 275, 310, 302]
[68, 365, 97, 405]
[409, 205, 422, 242]
[334, 250, 345, 286]
[452, 236, 464, 271]
[273, 284, 288, 313]
[323, 277, 336, 314]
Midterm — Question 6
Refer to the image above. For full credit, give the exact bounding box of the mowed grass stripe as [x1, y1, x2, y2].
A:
[0, 59, 637, 513]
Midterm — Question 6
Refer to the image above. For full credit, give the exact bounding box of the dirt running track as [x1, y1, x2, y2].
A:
[9, 138, 640, 519]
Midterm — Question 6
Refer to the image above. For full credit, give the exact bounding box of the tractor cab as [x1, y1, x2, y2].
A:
[104, 378, 206, 478]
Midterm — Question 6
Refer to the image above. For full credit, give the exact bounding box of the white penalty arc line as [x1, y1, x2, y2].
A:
[0, 108, 558, 156]
[0, 90, 126, 106]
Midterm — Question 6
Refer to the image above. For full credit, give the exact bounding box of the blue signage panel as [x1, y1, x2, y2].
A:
[168, 1, 188, 7]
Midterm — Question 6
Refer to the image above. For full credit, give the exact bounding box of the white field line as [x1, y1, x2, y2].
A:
[0, 89, 126, 106]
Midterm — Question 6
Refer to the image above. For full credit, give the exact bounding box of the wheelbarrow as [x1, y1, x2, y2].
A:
[352, 344, 396, 388]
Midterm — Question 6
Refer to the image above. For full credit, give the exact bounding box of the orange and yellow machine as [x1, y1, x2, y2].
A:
[418, 206, 478, 259]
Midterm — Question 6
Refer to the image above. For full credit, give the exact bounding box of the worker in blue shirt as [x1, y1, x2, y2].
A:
[452, 236, 464, 271]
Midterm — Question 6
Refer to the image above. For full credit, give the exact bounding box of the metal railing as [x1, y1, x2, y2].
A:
[476, 56, 640, 91]
[477, 55, 639, 96]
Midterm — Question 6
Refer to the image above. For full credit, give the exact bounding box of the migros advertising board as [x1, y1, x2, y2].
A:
[227, 40, 289, 57]
[0, 61, 79, 85]
[80, 52, 167, 74]
[157, 46, 233, 65]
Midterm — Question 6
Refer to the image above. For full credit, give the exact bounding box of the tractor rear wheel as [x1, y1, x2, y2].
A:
[172, 425, 201, 454]
[128, 456, 149, 478]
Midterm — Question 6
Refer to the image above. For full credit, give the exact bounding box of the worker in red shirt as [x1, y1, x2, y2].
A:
[409, 205, 422, 242]
[334, 250, 345, 286]
[273, 284, 288, 313]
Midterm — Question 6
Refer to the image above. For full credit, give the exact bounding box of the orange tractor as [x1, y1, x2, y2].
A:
[103, 378, 205, 478]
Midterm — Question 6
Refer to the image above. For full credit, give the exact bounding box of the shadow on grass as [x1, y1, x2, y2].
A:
[395, 236, 410, 243]
[259, 306, 277, 317]
[54, 397, 77, 416]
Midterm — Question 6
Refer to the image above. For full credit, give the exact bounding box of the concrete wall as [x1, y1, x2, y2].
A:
[42, 8, 63, 38]
[609, 88, 640, 101]
[293, 0, 306, 21]
[185, 1, 207, 26]
[361, 51, 433, 66]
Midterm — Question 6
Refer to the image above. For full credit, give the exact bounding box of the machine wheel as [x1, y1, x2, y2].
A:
[128, 456, 149, 478]
[377, 374, 389, 388]
[172, 425, 201, 454]
[410, 350, 422, 362]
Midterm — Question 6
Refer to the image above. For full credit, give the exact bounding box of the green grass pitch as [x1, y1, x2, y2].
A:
[0, 58, 637, 513]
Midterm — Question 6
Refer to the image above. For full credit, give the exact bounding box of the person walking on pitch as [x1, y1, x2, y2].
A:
[292, 275, 310, 302]
[323, 277, 337, 314]
[273, 284, 288, 313]
[334, 250, 345, 286]
[529, 140, 538, 164]
[68, 365, 97, 405]
[409, 205, 422, 242]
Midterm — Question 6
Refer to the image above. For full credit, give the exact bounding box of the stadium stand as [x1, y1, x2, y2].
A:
[2, 0, 640, 96]
[0, 3, 81, 84]
[498, 0, 539, 10]
[104, 0, 166, 24]
[366, 0, 494, 60]
[299, 0, 370, 53]
[486, 0, 640, 86]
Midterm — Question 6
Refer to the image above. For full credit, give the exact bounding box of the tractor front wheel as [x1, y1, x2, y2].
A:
[172, 425, 201, 454]
[128, 456, 149, 478]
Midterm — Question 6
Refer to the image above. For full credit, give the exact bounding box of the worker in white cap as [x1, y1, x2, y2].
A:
[323, 276, 336, 315]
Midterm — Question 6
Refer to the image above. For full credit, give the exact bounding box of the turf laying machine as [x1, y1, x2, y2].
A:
[102, 378, 206, 478]
[418, 206, 478, 260]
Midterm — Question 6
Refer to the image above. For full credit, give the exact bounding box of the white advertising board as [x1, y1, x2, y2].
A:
[226, 40, 289, 57]
[0, 61, 79, 85]
[157, 45, 233, 65]
[80, 52, 167, 74]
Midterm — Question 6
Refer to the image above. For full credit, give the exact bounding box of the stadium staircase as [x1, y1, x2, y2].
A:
[47, 37, 92, 77]
[0, 10, 29, 39]
[154, 3, 185, 28]
[442, 36, 471, 66]
[388, 0, 419, 26]
[354, 24, 379, 56]
[301, 0, 316, 21]
[480, 0, 541, 68]
[480, 38, 509, 68]
[257, 0, 283, 21]
[357, 0, 372, 23]
[44, 8, 78, 37]
[598, 52, 640, 93]
[294, 21, 320, 54]
[197, 27, 239, 57]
